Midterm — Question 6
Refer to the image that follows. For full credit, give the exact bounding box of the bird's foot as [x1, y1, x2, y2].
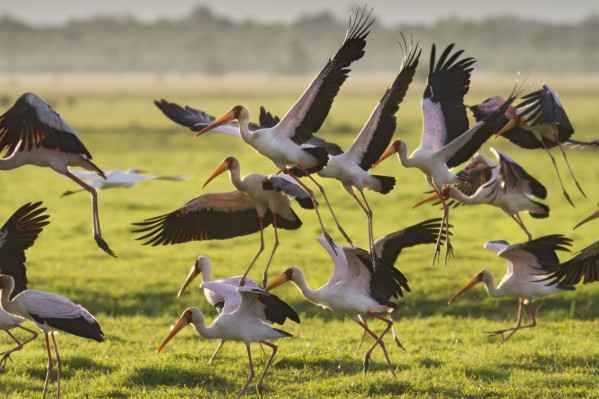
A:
[95, 235, 117, 257]
[394, 337, 406, 352]
[256, 383, 266, 398]
[484, 327, 516, 337]
[238, 276, 247, 287]
[575, 181, 586, 197]
[363, 354, 370, 374]
[444, 239, 454, 265]
[261, 272, 268, 289]
[562, 190, 575, 207]
[323, 232, 338, 255]
[0, 351, 15, 370]
[432, 240, 442, 265]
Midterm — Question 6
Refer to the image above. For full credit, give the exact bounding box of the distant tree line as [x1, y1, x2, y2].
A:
[0, 6, 597, 75]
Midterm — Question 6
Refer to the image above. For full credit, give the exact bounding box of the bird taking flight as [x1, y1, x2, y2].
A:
[0, 92, 115, 256]
[158, 282, 299, 399]
[413, 147, 549, 241]
[133, 156, 313, 287]
[0, 202, 48, 368]
[541, 240, 599, 288]
[266, 219, 443, 376]
[193, 6, 374, 247]
[317, 36, 421, 255]
[448, 235, 573, 344]
[61, 168, 191, 195]
[372, 44, 520, 263]
[470, 84, 584, 205]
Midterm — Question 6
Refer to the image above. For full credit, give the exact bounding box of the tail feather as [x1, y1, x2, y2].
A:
[371, 175, 396, 194]
[529, 201, 550, 219]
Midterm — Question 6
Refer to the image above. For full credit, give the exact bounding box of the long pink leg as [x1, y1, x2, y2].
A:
[65, 171, 115, 257]
[388, 313, 405, 350]
[0, 325, 39, 368]
[51, 333, 62, 398]
[538, 141, 574, 206]
[511, 214, 532, 241]
[255, 341, 278, 396]
[431, 186, 453, 264]
[262, 214, 279, 287]
[297, 165, 353, 246]
[486, 299, 536, 344]
[356, 312, 396, 377]
[357, 314, 368, 350]
[236, 345, 255, 399]
[284, 169, 335, 250]
[240, 217, 265, 286]
[42, 333, 53, 399]
[351, 190, 374, 256]
[555, 138, 585, 196]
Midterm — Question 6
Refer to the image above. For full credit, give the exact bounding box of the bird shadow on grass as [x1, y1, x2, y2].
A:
[21, 355, 115, 380]
[277, 354, 409, 376]
[124, 364, 229, 389]
[501, 353, 599, 373]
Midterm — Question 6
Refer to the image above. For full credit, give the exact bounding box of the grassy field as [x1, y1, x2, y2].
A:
[1, 73, 598, 398]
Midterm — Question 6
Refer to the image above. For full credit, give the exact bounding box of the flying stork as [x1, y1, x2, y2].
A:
[0, 92, 115, 256]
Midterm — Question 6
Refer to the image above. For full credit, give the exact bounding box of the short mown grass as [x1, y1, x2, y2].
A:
[1, 73, 598, 398]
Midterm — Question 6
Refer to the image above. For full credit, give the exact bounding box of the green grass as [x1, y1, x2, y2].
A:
[1, 73, 599, 398]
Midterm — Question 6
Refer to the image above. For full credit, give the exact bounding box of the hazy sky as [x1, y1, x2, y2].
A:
[2, 0, 598, 27]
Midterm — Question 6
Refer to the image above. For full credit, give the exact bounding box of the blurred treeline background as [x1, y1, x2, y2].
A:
[1, 5, 598, 75]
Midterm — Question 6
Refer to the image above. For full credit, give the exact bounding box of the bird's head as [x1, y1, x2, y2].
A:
[371, 140, 402, 170]
[411, 187, 451, 209]
[448, 269, 490, 304]
[203, 157, 237, 188]
[265, 267, 296, 291]
[195, 105, 246, 137]
[177, 256, 210, 299]
[157, 308, 200, 354]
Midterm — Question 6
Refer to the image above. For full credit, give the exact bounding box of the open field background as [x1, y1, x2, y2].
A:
[0, 73, 598, 398]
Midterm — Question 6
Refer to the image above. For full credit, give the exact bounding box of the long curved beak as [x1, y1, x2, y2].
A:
[203, 161, 229, 188]
[371, 142, 398, 170]
[573, 206, 599, 230]
[265, 272, 289, 291]
[157, 315, 188, 354]
[448, 274, 482, 304]
[412, 192, 440, 209]
[177, 265, 200, 299]
[493, 118, 517, 139]
[195, 110, 236, 137]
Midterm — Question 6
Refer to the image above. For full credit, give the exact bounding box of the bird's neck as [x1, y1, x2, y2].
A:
[396, 141, 415, 168]
[448, 187, 483, 205]
[228, 166, 244, 191]
[480, 272, 507, 298]
[0, 277, 16, 314]
[192, 318, 219, 339]
[291, 270, 322, 305]
[237, 114, 254, 145]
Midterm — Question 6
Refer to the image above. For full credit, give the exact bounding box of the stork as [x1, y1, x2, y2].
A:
[158, 282, 299, 398]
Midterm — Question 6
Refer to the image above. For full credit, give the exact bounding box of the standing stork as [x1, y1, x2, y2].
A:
[573, 203, 599, 230]
[317, 37, 421, 255]
[371, 44, 519, 263]
[266, 219, 443, 376]
[448, 235, 574, 344]
[193, 6, 374, 247]
[0, 274, 103, 399]
[61, 168, 191, 195]
[413, 147, 549, 240]
[177, 255, 264, 364]
[158, 282, 299, 399]
[0, 202, 48, 368]
[133, 156, 313, 286]
[0, 92, 115, 256]
[470, 84, 584, 205]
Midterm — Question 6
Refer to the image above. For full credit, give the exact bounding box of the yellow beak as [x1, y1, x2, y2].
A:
[448, 274, 482, 304]
[202, 161, 229, 189]
[411, 192, 441, 209]
[195, 110, 236, 137]
[177, 265, 201, 299]
[493, 118, 517, 139]
[573, 205, 599, 230]
[157, 315, 188, 354]
[265, 272, 290, 292]
[371, 143, 398, 170]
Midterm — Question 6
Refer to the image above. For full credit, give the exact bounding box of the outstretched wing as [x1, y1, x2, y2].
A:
[491, 147, 546, 199]
[0, 92, 91, 158]
[497, 235, 572, 278]
[420, 43, 475, 152]
[276, 6, 373, 145]
[132, 191, 273, 245]
[0, 202, 49, 299]
[345, 37, 421, 170]
[236, 285, 300, 325]
[541, 240, 599, 287]
[154, 99, 260, 134]
[263, 174, 313, 209]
